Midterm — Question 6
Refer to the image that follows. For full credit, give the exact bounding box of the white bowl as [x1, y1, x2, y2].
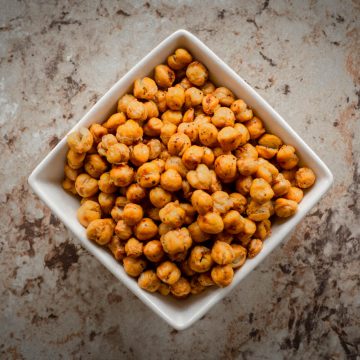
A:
[28, 29, 333, 330]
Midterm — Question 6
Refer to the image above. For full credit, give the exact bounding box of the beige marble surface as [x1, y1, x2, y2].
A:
[1, 0, 359, 359]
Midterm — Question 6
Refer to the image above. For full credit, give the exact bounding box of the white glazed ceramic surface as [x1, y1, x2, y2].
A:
[28, 29, 333, 330]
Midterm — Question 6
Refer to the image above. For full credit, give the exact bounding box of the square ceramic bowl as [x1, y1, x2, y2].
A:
[28, 29, 333, 330]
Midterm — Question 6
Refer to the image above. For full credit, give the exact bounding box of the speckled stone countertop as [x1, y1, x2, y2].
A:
[1, 0, 359, 359]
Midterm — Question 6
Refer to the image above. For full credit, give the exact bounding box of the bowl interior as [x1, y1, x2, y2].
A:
[29, 30, 332, 330]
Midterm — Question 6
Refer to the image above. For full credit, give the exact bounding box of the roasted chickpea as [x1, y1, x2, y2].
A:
[126, 99, 147, 122]
[136, 162, 161, 188]
[98, 192, 116, 214]
[188, 221, 211, 243]
[86, 218, 115, 245]
[211, 264, 234, 287]
[211, 241, 235, 265]
[129, 143, 150, 166]
[214, 154, 237, 183]
[158, 283, 170, 296]
[143, 240, 164, 263]
[117, 94, 135, 113]
[67, 149, 85, 170]
[248, 239, 263, 258]
[110, 164, 134, 187]
[223, 210, 244, 234]
[184, 87, 203, 108]
[235, 143, 258, 160]
[75, 173, 99, 197]
[156, 261, 181, 285]
[247, 199, 274, 221]
[217, 126, 243, 151]
[198, 272, 215, 287]
[200, 149, 214, 169]
[231, 244, 247, 268]
[134, 218, 158, 241]
[277, 145, 299, 170]
[64, 164, 81, 182]
[274, 198, 298, 217]
[77, 200, 101, 227]
[67, 127, 93, 153]
[213, 87, 235, 107]
[186, 61, 208, 86]
[167, 48, 193, 70]
[230, 99, 253, 122]
[159, 201, 186, 228]
[160, 110, 182, 126]
[108, 235, 126, 261]
[254, 219, 271, 240]
[178, 77, 193, 90]
[133, 77, 158, 100]
[235, 175, 252, 196]
[295, 167, 316, 188]
[62, 177, 77, 194]
[236, 158, 258, 176]
[179, 203, 196, 225]
[125, 237, 143, 258]
[137, 270, 160, 292]
[229, 193, 247, 214]
[160, 228, 192, 255]
[123, 257, 146, 277]
[166, 86, 185, 110]
[202, 93, 219, 115]
[214, 232, 232, 244]
[97, 172, 116, 194]
[285, 186, 303, 203]
[154, 64, 175, 88]
[143, 117, 163, 137]
[256, 134, 283, 159]
[146, 139, 162, 160]
[198, 122, 218, 147]
[146, 207, 160, 221]
[164, 156, 188, 178]
[102, 112, 127, 133]
[190, 276, 206, 295]
[194, 113, 211, 125]
[97, 134, 118, 157]
[187, 164, 212, 190]
[182, 108, 195, 123]
[256, 158, 279, 184]
[115, 219, 133, 241]
[244, 116, 265, 139]
[272, 173, 291, 197]
[236, 218, 256, 246]
[160, 169, 182, 191]
[167, 133, 191, 157]
[211, 107, 235, 129]
[115, 196, 128, 208]
[147, 188, 170, 210]
[197, 212, 224, 234]
[125, 183, 146, 203]
[89, 123, 108, 144]
[211, 191, 232, 214]
[122, 203, 144, 226]
[234, 123, 250, 144]
[111, 206, 123, 222]
[191, 190, 213, 215]
[250, 178, 275, 203]
[160, 123, 177, 146]
[105, 143, 130, 165]
[153, 90, 167, 113]
[84, 154, 107, 179]
[116, 120, 143, 146]
[144, 101, 159, 119]
[170, 277, 191, 298]
[209, 170, 223, 193]
[158, 222, 174, 236]
[188, 246, 213, 273]
[180, 259, 195, 276]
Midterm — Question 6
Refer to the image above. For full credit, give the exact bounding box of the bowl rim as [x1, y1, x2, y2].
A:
[28, 29, 333, 330]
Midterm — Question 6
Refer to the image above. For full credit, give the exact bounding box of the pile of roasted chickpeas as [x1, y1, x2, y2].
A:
[63, 48, 316, 298]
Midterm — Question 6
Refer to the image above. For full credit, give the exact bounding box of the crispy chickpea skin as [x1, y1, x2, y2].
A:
[211, 107, 235, 128]
[144, 101, 159, 119]
[106, 143, 129, 165]
[236, 175, 252, 196]
[212, 191, 233, 214]
[178, 122, 198, 144]
[67, 150, 86, 169]
[84, 154, 107, 179]
[108, 235, 126, 261]
[98, 192, 116, 214]
[295, 167, 316, 188]
[103, 112, 127, 133]
[167, 133, 191, 156]
[122, 203, 144, 226]
[148, 187, 171, 209]
[184, 87, 203, 108]
[274, 198, 298, 217]
[123, 257, 146, 277]
[77, 200, 101, 227]
[277, 145, 299, 170]
[160, 169, 182, 191]
[230, 193, 247, 213]
[247, 200, 274, 221]
[153, 90, 167, 113]
[129, 143, 150, 166]
[188, 221, 211, 243]
[230, 99, 253, 122]
[116, 120, 143, 146]
[97, 134, 117, 157]
[187, 164, 212, 190]
[143, 117, 163, 137]
[160, 123, 177, 145]
[248, 239, 263, 258]
[236, 218, 256, 246]
[159, 201, 186, 228]
[160, 228, 192, 255]
[98, 172, 117, 193]
[254, 219, 271, 240]
[189, 246, 213, 273]
[161, 110, 182, 126]
[213, 87, 235, 107]
[110, 164, 134, 187]
[136, 162, 161, 188]
[126, 99, 147, 122]
[64, 164, 81, 182]
[181, 145, 204, 170]
[198, 272, 215, 287]
[285, 186, 304, 203]
[250, 178, 275, 203]
[154, 64, 175, 88]
[86, 219, 115, 245]
[67, 127, 93, 153]
[117, 94, 135, 113]
[197, 212, 224, 234]
[89, 123, 108, 143]
[144, 240, 164, 262]
[134, 218, 158, 241]
[133, 77, 158, 100]
[111, 206, 123, 222]
[272, 173, 291, 197]
[256, 133, 283, 159]
[75, 173, 99, 197]
[211, 264, 234, 287]
[170, 277, 191, 298]
[190, 276, 206, 295]
[179, 203, 196, 224]
[191, 190, 213, 215]
[62, 177, 77, 194]
[125, 238, 143, 258]
[146, 139, 162, 160]
[217, 126, 243, 151]
[223, 210, 244, 234]
[115, 220, 133, 241]
[126, 183, 147, 203]
[215, 232, 234, 244]
[167, 48, 193, 70]
[256, 158, 279, 184]
[211, 241, 235, 265]
[166, 86, 185, 110]
[231, 244, 247, 268]
[244, 116, 265, 139]
[214, 154, 237, 183]
[165, 156, 188, 178]
[156, 261, 181, 285]
[202, 94, 219, 115]
[198, 122, 219, 147]
[186, 61, 208, 86]
[158, 283, 170, 296]
[237, 158, 258, 176]
[138, 270, 161, 292]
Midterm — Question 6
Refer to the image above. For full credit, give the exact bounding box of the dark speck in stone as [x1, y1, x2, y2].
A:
[116, 9, 130, 16]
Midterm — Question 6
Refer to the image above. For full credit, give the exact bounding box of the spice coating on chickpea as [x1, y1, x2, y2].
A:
[138, 270, 161, 292]
[160, 228, 192, 255]
[133, 218, 158, 241]
[186, 61, 208, 86]
[248, 239, 263, 258]
[75, 173, 99, 198]
[123, 257, 146, 277]
[211, 241, 235, 265]
[211, 264, 234, 287]
[133, 77, 158, 100]
[67, 127, 93, 154]
[154, 64, 175, 88]
[167, 133, 191, 156]
[86, 219, 115, 245]
[144, 240, 164, 262]
[189, 246, 213, 273]
[125, 237, 143, 258]
[159, 201, 186, 228]
[156, 261, 181, 285]
[77, 200, 101, 227]
[170, 277, 191, 298]
[274, 198, 298, 218]
[160, 169, 182, 192]
[122, 203, 144, 226]
[295, 167, 316, 188]
[197, 212, 224, 234]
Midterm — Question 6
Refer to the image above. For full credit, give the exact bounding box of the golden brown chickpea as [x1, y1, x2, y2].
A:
[129, 143, 150, 166]
[123, 256, 146, 277]
[282, 169, 297, 183]
[86, 218, 115, 245]
[143, 240, 164, 262]
[202, 94, 219, 115]
[198, 272, 215, 287]
[98, 172, 116, 194]
[159, 201, 186, 228]
[122, 203, 144, 226]
[200, 149, 213, 168]
[180, 179, 191, 199]
[191, 190, 213, 215]
[160, 123, 178, 146]
[158, 222, 174, 236]
[211, 241, 235, 265]
[234, 123, 250, 145]
[77, 200, 101, 227]
[138, 270, 161, 292]
[133, 77, 158, 100]
[229, 193, 247, 214]
[64, 164, 82, 182]
[147, 207, 160, 221]
[277, 145, 299, 170]
[197, 212, 224, 234]
[194, 113, 211, 125]
[146, 139, 162, 160]
[200, 80, 215, 94]
[84, 154, 107, 179]
[67, 150, 86, 170]
[158, 283, 170, 296]
[166, 86, 185, 110]
[110, 164, 134, 187]
[254, 219, 271, 240]
[116, 120, 143, 146]
[126, 183, 147, 203]
[143, 117, 163, 137]
[184, 87, 203, 108]
[102, 112, 127, 133]
[160, 110, 182, 126]
[235, 143, 258, 160]
[209, 170, 223, 193]
[75, 173, 99, 197]
[211, 191, 232, 214]
[230, 99, 253, 122]
[149, 187, 172, 209]
[223, 210, 245, 234]
[117, 94, 135, 113]
[98, 192, 116, 214]
[186, 61, 208, 86]
[136, 162, 161, 188]
[217, 126, 243, 151]
[108, 235, 126, 261]
[272, 173, 291, 197]
[167, 48, 193, 70]
[134, 218, 158, 241]
[214, 154, 237, 183]
[250, 178, 275, 203]
[169, 250, 189, 264]
[111, 206, 123, 222]
[236, 218, 256, 246]
[179, 203, 196, 225]
[189, 246, 213, 273]
[198, 122, 218, 147]
[231, 244, 247, 268]
[186, 164, 212, 190]
[188, 221, 211, 243]
[115, 196, 128, 208]
[170, 277, 191, 298]
[154, 64, 175, 88]
[295, 167, 316, 188]
[178, 77, 193, 90]
[180, 260, 196, 277]
[67, 127, 93, 153]
[97, 134, 118, 157]
[285, 186, 304, 203]
[153, 90, 167, 113]
[190, 276, 206, 295]
[274, 198, 298, 217]
[125, 237, 143, 258]
[248, 239, 263, 258]
[213, 87, 235, 107]
[165, 156, 189, 178]
[235, 175, 252, 196]
[89, 123, 108, 143]
[126, 99, 147, 122]
[247, 199, 274, 221]
[211, 107, 235, 129]
[236, 158, 258, 176]
[211, 264, 234, 287]
[257, 133, 283, 158]
[215, 232, 234, 244]
[244, 116, 265, 139]
[156, 261, 181, 285]
[167, 133, 191, 157]
[256, 158, 279, 184]
[115, 219, 133, 240]
[106, 143, 130, 165]
[143, 101, 159, 119]
[160, 227, 192, 255]
[160, 169, 182, 191]
[182, 108, 195, 123]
